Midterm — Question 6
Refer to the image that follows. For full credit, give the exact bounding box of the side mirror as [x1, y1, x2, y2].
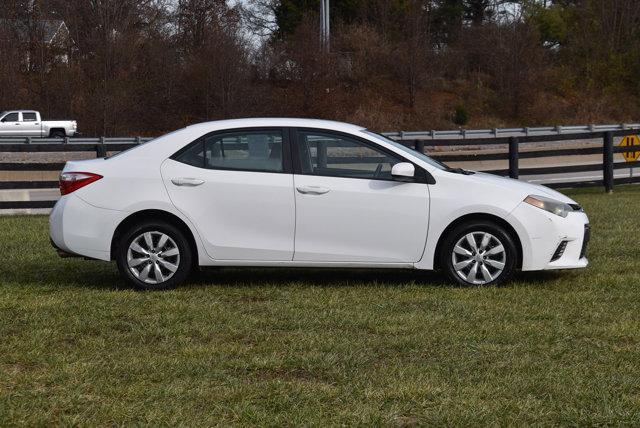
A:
[391, 162, 415, 182]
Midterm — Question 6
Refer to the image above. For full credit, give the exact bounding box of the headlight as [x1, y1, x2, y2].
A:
[524, 195, 572, 218]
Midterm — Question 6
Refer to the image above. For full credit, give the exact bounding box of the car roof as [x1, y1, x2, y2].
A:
[185, 118, 365, 134]
[115, 118, 373, 163]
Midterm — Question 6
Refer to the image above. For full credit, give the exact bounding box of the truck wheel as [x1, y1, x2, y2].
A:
[50, 130, 65, 139]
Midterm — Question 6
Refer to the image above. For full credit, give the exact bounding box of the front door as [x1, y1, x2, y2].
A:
[0, 112, 21, 136]
[292, 130, 430, 263]
[162, 128, 295, 261]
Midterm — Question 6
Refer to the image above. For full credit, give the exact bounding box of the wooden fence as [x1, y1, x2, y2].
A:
[0, 130, 639, 211]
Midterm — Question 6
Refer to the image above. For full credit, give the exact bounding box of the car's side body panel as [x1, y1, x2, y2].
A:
[414, 168, 590, 271]
[161, 159, 296, 261]
[292, 174, 429, 263]
[53, 156, 211, 266]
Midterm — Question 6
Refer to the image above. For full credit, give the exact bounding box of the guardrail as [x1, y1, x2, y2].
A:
[383, 123, 640, 139]
[0, 128, 639, 211]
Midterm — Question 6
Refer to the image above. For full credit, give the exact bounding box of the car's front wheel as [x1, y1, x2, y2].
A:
[116, 221, 192, 290]
[440, 220, 517, 286]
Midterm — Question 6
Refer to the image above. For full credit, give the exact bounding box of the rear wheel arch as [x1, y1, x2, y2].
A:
[49, 128, 66, 138]
[111, 209, 199, 266]
[433, 213, 523, 270]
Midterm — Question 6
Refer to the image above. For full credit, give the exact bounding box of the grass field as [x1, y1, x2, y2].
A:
[1, 186, 640, 426]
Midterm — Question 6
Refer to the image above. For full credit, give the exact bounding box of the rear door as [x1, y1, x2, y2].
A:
[20, 112, 41, 136]
[291, 129, 430, 263]
[161, 128, 296, 261]
[0, 112, 21, 136]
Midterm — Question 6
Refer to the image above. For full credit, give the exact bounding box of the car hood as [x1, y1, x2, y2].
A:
[468, 172, 576, 204]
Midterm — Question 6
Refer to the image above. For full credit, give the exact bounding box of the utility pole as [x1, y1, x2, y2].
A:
[320, 0, 330, 52]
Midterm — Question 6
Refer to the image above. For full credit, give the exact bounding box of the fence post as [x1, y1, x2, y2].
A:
[603, 131, 614, 193]
[96, 136, 107, 158]
[508, 137, 519, 179]
[317, 141, 327, 168]
[414, 140, 425, 154]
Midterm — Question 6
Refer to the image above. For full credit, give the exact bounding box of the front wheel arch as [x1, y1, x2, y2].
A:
[433, 213, 522, 270]
[111, 209, 199, 266]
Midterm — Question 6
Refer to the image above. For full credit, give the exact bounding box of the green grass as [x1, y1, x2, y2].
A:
[1, 186, 640, 426]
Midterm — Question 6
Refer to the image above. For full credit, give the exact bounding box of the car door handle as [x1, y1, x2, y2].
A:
[171, 178, 204, 187]
[296, 185, 330, 195]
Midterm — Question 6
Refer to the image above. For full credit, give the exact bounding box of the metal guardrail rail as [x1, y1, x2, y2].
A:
[0, 123, 638, 144]
[383, 123, 640, 140]
[0, 136, 154, 144]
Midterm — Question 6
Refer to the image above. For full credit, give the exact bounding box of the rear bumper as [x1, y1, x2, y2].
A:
[49, 194, 126, 261]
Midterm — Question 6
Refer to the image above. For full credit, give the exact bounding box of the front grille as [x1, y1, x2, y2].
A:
[551, 240, 568, 262]
[569, 203, 583, 212]
[580, 224, 590, 259]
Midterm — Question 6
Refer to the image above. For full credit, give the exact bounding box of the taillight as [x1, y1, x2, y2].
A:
[59, 172, 102, 195]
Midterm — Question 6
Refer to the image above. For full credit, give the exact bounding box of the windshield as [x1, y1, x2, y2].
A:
[362, 130, 448, 170]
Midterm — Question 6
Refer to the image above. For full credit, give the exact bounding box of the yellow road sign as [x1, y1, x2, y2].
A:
[620, 135, 640, 162]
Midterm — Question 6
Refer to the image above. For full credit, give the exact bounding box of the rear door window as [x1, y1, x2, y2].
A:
[174, 130, 284, 173]
[22, 112, 37, 122]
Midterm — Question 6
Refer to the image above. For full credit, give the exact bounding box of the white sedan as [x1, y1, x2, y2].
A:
[49, 119, 590, 290]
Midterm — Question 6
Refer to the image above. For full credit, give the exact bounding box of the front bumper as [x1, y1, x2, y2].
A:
[508, 202, 590, 271]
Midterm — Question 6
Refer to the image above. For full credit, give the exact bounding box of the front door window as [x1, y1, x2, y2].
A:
[296, 131, 401, 180]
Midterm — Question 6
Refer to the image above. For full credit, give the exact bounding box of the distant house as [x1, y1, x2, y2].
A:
[0, 19, 72, 67]
[41, 20, 70, 47]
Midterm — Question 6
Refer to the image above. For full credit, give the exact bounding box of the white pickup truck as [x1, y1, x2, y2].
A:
[0, 110, 78, 138]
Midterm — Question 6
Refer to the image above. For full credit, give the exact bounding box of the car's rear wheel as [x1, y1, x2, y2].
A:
[116, 221, 192, 290]
[50, 130, 65, 139]
[440, 220, 517, 286]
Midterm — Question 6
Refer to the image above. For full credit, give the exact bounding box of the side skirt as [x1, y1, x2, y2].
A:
[198, 260, 420, 269]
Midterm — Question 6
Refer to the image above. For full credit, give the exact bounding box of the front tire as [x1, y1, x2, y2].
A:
[116, 221, 192, 291]
[440, 220, 517, 286]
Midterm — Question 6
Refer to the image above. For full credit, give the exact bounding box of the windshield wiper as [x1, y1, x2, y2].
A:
[446, 167, 475, 175]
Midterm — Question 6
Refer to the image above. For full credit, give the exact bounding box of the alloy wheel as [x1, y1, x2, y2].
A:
[127, 231, 180, 284]
[451, 231, 506, 285]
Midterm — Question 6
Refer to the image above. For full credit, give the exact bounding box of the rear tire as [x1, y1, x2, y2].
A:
[50, 130, 65, 139]
[440, 220, 517, 286]
[116, 221, 192, 291]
